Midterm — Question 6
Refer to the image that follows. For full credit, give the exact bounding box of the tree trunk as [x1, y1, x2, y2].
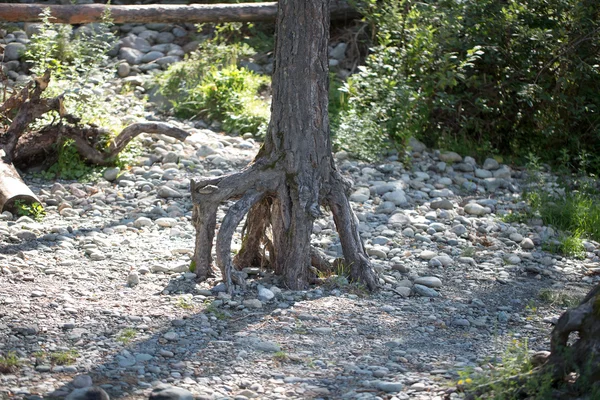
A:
[191, 0, 378, 291]
[0, 1, 358, 24]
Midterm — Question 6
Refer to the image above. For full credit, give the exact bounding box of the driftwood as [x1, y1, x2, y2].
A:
[0, 1, 359, 24]
[0, 71, 189, 213]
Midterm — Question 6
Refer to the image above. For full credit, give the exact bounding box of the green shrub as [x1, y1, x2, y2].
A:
[336, 0, 600, 170]
[158, 23, 271, 136]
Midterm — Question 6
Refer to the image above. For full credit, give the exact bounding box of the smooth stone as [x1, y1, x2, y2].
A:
[4, 42, 26, 61]
[520, 238, 535, 249]
[258, 287, 275, 301]
[253, 340, 280, 352]
[133, 217, 152, 228]
[392, 286, 411, 297]
[158, 186, 183, 198]
[413, 284, 439, 297]
[431, 199, 454, 210]
[414, 276, 442, 288]
[149, 385, 193, 400]
[373, 381, 404, 393]
[438, 151, 462, 163]
[72, 375, 93, 389]
[451, 225, 467, 236]
[409, 137, 427, 152]
[452, 318, 471, 327]
[243, 299, 263, 309]
[475, 168, 493, 178]
[388, 213, 410, 228]
[103, 167, 120, 181]
[464, 203, 491, 216]
[483, 158, 500, 170]
[349, 187, 370, 203]
[156, 217, 177, 227]
[65, 387, 109, 400]
[382, 190, 407, 205]
[419, 250, 437, 260]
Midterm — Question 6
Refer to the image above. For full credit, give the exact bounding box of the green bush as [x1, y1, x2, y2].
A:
[336, 0, 600, 169]
[158, 23, 271, 136]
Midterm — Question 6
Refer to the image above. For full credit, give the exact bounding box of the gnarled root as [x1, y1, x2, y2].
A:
[191, 158, 379, 292]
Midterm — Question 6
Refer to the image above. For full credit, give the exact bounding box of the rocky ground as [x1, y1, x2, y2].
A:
[1, 20, 600, 400]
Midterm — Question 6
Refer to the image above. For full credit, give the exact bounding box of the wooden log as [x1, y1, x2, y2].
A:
[0, 149, 39, 213]
[0, 1, 359, 24]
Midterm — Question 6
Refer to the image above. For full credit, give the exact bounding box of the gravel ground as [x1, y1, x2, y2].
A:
[0, 119, 598, 400]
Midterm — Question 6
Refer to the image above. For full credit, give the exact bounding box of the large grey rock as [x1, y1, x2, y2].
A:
[438, 151, 462, 163]
[374, 381, 404, 393]
[140, 50, 165, 63]
[349, 187, 370, 203]
[156, 31, 175, 44]
[4, 42, 26, 61]
[71, 375, 93, 389]
[65, 387, 109, 400]
[118, 47, 143, 64]
[413, 284, 440, 297]
[121, 35, 151, 52]
[330, 42, 347, 60]
[483, 158, 500, 170]
[464, 203, 491, 216]
[431, 199, 453, 210]
[414, 276, 442, 288]
[408, 137, 427, 153]
[382, 190, 407, 206]
[157, 186, 183, 198]
[149, 385, 193, 400]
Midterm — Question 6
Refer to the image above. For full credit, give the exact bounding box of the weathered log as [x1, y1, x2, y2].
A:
[0, 149, 40, 214]
[0, 1, 359, 24]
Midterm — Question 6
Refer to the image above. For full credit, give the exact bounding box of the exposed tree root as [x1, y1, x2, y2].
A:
[0, 70, 189, 212]
[191, 158, 380, 292]
[457, 283, 600, 400]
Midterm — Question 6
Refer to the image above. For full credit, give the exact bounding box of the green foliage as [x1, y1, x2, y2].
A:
[337, 0, 600, 170]
[116, 328, 137, 345]
[538, 288, 583, 308]
[13, 200, 46, 221]
[49, 350, 78, 365]
[204, 301, 229, 320]
[0, 351, 20, 373]
[175, 296, 195, 310]
[158, 23, 271, 136]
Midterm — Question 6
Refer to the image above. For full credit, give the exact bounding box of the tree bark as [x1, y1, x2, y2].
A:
[0, 1, 359, 24]
[191, 0, 378, 291]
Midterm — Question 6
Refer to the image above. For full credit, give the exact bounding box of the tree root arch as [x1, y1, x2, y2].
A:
[191, 160, 379, 292]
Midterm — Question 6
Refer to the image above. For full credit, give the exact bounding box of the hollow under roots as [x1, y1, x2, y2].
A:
[191, 157, 379, 293]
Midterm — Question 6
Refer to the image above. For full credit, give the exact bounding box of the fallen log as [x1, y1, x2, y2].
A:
[0, 1, 359, 24]
[0, 71, 190, 214]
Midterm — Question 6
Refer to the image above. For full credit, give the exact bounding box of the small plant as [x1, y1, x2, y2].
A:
[538, 289, 583, 308]
[461, 247, 476, 258]
[176, 297, 194, 310]
[158, 23, 271, 136]
[204, 301, 229, 320]
[116, 328, 137, 345]
[0, 351, 20, 373]
[273, 351, 288, 362]
[49, 350, 78, 365]
[13, 200, 46, 221]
